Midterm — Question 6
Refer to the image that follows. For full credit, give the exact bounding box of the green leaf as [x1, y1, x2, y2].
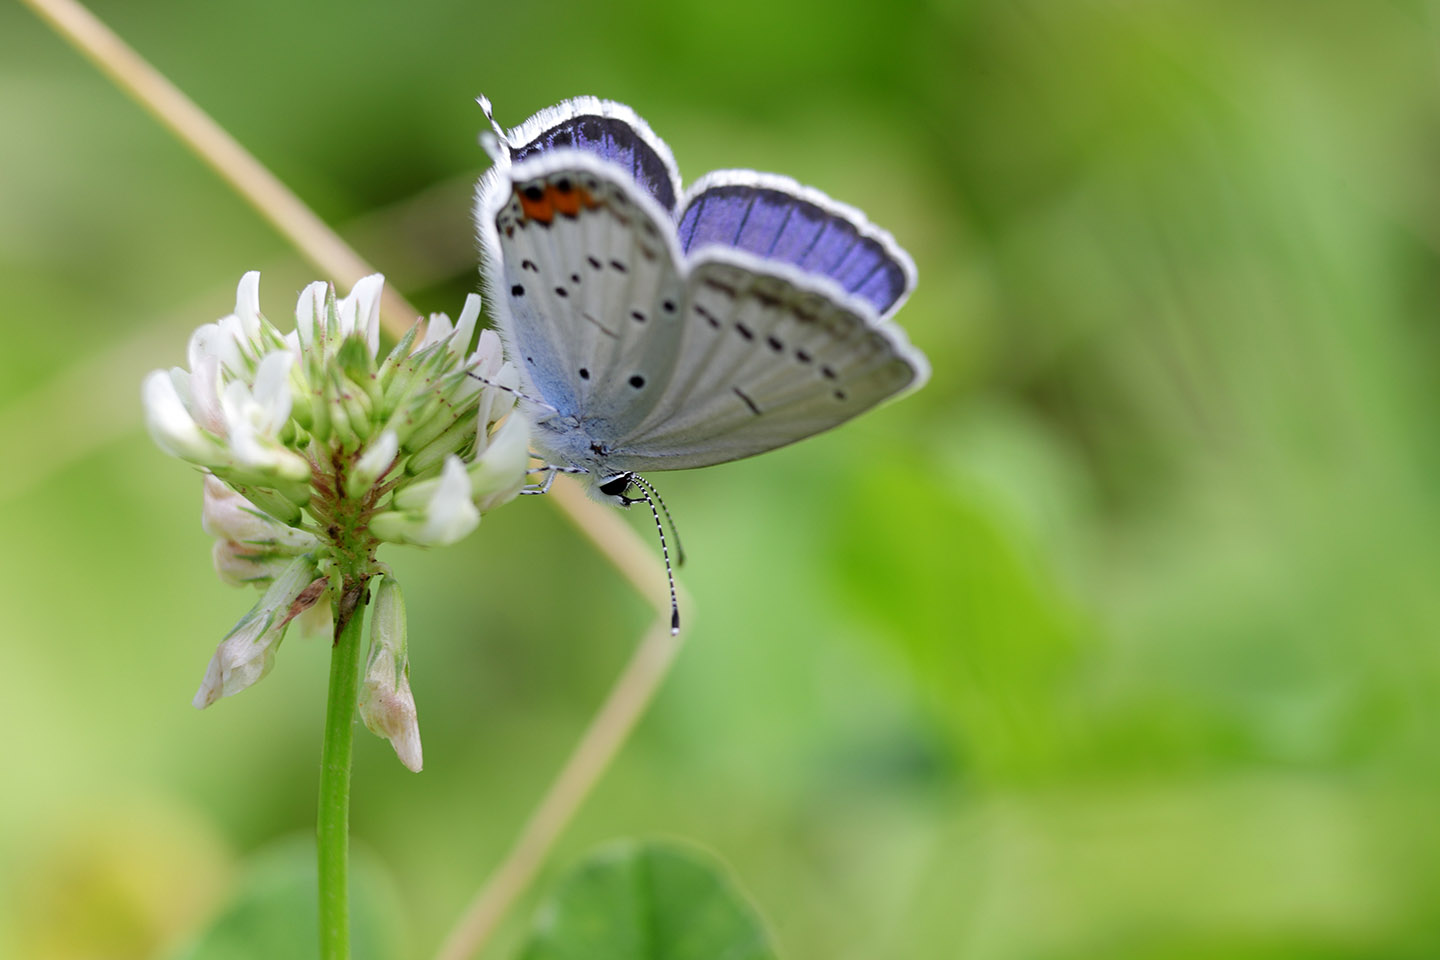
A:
[168, 836, 404, 960]
[519, 840, 780, 960]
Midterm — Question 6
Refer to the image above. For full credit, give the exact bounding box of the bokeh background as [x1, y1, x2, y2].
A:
[3, 0, 1439, 957]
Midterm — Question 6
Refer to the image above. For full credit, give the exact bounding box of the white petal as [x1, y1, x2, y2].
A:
[252, 351, 295, 433]
[295, 281, 328, 350]
[457, 293, 482, 335]
[202, 475, 318, 550]
[469, 412, 529, 512]
[418, 312, 454, 352]
[468, 327, 503, 373]
[360, 665, 423, 772]
[188, 355, 225, 433]
[234, 270, 262, 341]
[192, 652, 224, 709]
[202, 475, 268, 541]
[352, 274, 384, 357]
[187, 322, 222, 369]
[358, 576, 423, 771]
[143, 369, 216, 462]
[337, 274, 385, 355]
[222, 380, 309, 480]
[211, 538, 293, 587]
[387, 710, 423, 772]
[473, 361, 519, 444]
[375, 455, 481, 546]
[167, 366, 192, 407]
[448, 294, 479, 358]
[418, 456, 480, 545]
[214, 314, 251, 371]
[192, 556, 322, 706]
[215, 613, 279, 696]
[348, 429, 399, 496]
[294, 595, 333, 637]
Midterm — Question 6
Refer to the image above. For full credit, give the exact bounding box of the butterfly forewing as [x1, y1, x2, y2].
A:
[487, 152, 687, 434]
[501, 97, 682, 214]
[608, 250, 925, 471]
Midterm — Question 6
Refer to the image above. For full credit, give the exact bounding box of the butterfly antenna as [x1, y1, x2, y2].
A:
[465, 371, 558, 413]
[476, 94, 511, 163]
[627, 482, 681, 635]
[629, 474, 686, 567]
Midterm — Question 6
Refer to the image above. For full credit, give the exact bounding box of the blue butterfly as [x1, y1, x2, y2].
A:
[474, 97, 929, 630]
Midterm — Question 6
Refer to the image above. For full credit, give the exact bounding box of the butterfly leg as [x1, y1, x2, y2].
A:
[519, 464, 586, 495]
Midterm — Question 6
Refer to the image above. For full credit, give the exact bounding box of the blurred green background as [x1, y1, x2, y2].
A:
[4, 0, 1439, 957]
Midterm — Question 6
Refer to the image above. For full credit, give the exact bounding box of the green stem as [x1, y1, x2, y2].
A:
[318, 579, 370, 960]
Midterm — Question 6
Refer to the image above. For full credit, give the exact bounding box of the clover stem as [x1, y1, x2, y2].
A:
[317, 574, 371, 960]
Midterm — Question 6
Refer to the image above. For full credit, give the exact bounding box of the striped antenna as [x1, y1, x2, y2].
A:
[466, 371, 558, 413]
[622, 478, 681, 634]
[628, 474, 685, 568]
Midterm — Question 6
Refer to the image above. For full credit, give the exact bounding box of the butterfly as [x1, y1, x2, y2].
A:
[473, 97, 929, 631]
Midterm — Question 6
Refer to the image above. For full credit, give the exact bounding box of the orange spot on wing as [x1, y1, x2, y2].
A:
[552, 184, 594, 216]
[516, 183, 601, 224]
[518, 189, 554, 223]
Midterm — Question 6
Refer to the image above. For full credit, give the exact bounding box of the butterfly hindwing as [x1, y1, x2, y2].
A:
[608, 248, 927, 471]
[678, 171, 917, 318]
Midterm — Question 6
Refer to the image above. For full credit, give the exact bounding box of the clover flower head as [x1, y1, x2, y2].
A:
[144, 271, 529, 768]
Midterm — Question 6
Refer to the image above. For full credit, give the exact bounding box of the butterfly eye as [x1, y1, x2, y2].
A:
[598, 474, 632, 497]
[628, 375, 646, 389]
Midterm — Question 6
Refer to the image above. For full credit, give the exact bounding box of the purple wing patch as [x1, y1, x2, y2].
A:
[511, 114, 678, 213]
[677, 182, 912, 315]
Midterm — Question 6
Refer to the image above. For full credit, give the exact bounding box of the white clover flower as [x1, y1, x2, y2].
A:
[202, 476, 319, 586]
[146, 271, 528, 768]
[358, 576, 422, 771]
[142, 369, 224, 463]
[193, 554, 326, 707]
[220, 352, 309, 481]
[370, 455, 480, 547]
